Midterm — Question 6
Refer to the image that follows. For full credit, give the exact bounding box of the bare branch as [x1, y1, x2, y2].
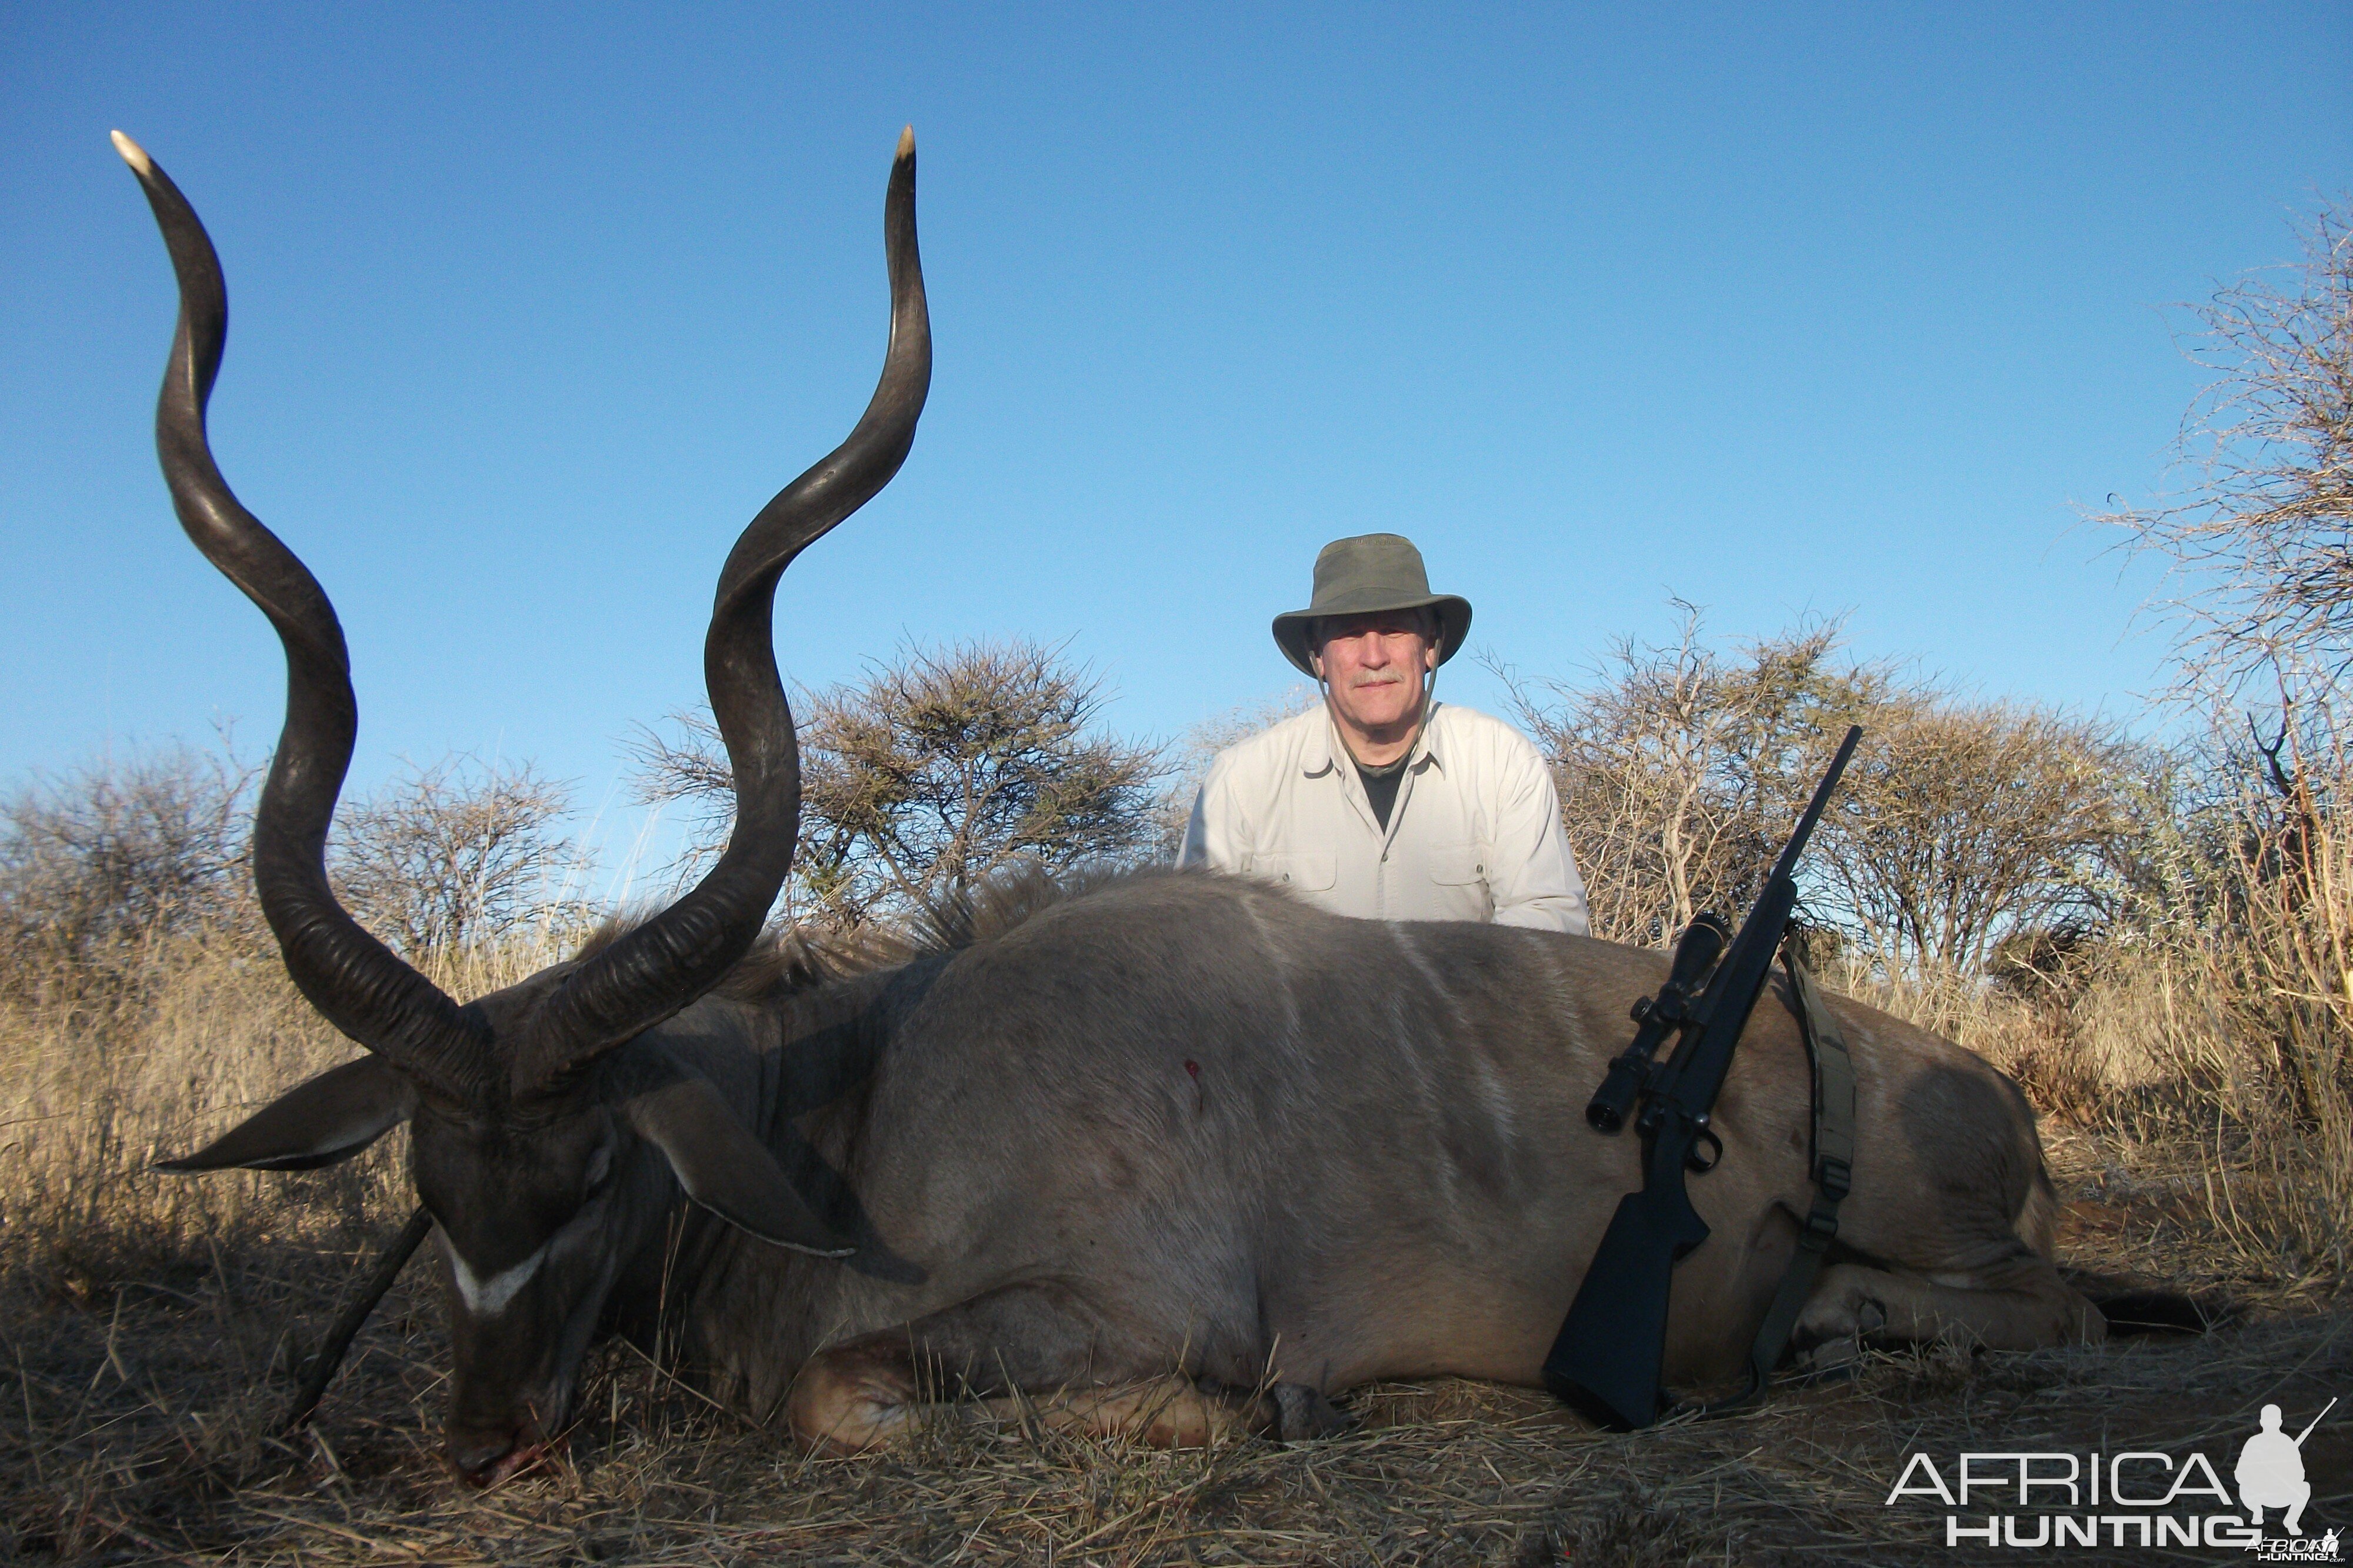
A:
[1504, 606, 1875, 946]
[2097, 195, 2353, 698]
[0, 745, 258, 995]
[331, 755, 586, 958]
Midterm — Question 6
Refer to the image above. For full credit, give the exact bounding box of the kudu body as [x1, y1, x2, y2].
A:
[119, 133, 2101, 1485]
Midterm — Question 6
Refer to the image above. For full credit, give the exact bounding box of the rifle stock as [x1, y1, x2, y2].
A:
[1542, 1148, 1708, 1427]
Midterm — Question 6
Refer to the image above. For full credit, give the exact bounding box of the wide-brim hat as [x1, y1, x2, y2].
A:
[1271, 533, 1473, 676]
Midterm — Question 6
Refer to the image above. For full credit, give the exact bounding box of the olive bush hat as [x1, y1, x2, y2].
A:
[1271, 533, 1473, 676]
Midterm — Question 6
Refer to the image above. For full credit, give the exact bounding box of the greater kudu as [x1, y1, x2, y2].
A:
[121, 132, 2107, 1485]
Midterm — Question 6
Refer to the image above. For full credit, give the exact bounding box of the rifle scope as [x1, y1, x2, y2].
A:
[1585, 913, 1730, 1133]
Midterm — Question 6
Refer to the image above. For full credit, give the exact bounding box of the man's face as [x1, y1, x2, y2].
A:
[1312, 610, 1438, 737]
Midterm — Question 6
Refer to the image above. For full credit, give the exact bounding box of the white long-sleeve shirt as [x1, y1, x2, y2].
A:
[1178, 702, 1591, 935]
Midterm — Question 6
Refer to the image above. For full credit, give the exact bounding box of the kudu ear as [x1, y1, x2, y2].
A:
[156, 1057, 418, 1172]
[625, 1078, 855, 1257]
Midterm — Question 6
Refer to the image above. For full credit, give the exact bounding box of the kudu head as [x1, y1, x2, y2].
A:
[114, 129, 929, 1484]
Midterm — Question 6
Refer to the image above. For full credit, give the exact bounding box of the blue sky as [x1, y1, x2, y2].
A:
[5, 4, 2348, 880]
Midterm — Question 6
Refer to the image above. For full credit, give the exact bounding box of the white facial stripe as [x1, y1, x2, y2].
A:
[446, 1240, 548, 1317]
[439, 1195, 612, 1319]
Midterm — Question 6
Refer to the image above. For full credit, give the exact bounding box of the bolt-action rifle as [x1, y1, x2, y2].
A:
[1542, 725, 1862, 1430]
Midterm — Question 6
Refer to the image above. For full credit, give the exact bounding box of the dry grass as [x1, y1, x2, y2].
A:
[1826, 875, 2353, 1290]
[4, 886, 2350, 1563]
[0, 926, 570, 1302]
[1, 1127, 2344, 1566]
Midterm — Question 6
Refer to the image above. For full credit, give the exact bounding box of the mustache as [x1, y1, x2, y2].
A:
[1347, 670, 1412, 688]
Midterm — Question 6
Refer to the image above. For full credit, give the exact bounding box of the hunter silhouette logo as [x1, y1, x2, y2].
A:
[2240, 1399, 2330, 1536]
[1885, 1397, 2337, 1552]
[2243, 1399, 2337, 1561]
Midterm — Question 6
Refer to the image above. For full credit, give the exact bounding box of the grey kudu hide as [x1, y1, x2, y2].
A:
[121, 132, 2104, 1486]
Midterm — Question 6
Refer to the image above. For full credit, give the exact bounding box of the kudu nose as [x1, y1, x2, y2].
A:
[448, 1423, 535, 1487]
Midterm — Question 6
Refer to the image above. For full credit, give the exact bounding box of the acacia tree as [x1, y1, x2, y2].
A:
[1505, 609, 1878, 945]
[2092, 195, 2353, 1081]
[1813, 700, 2139, 976]
[0, 745, 256, 995]
[632, 639, 1167, 929]
[1, 744, 587, 986]
[332, 756, 584, 958]
[1511, 609, 2137, 978]
[2098, 196, 2353, 696]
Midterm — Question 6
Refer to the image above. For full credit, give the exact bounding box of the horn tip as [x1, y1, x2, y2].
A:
[109, 129, 153, 177]
[896, 125, 915, 159]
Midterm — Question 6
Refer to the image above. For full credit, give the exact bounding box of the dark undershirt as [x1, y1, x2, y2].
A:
[1357, 758, 1407, 831]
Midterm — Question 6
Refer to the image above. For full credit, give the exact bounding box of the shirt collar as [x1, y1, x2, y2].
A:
[1302, 700, 1447, 776]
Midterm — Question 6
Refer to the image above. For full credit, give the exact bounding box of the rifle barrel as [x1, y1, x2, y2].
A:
[1768, 725, 1863, 885]
[2294, 1396, 2338, 1446]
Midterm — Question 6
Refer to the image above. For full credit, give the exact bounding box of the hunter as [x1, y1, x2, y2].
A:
[1179, 533, 1591, 934]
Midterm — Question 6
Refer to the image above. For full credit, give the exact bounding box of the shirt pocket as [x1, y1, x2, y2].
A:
[1248, 850, 1337, 892]
[1426, 843, 1488, 886]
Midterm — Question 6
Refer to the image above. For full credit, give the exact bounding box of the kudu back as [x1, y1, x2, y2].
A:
[122, 133, 2103, 1484]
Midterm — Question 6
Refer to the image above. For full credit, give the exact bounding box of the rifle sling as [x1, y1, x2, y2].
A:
[1736, 942, 1857, 1398]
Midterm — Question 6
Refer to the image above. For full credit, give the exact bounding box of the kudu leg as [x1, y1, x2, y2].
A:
[1795, 1256, 2107, 1352]
[782, 1286, 1292, 1454]
[974, 1378, 1348, 1447]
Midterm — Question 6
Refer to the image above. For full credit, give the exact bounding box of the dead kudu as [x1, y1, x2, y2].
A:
[123, 131, 2117, 1486]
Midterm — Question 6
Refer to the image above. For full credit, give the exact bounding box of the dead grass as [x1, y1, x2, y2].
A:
[0, 1127, 2344, 1566]
[0, 926, 572, 1303]
[1829, 918, 2353, 1290]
